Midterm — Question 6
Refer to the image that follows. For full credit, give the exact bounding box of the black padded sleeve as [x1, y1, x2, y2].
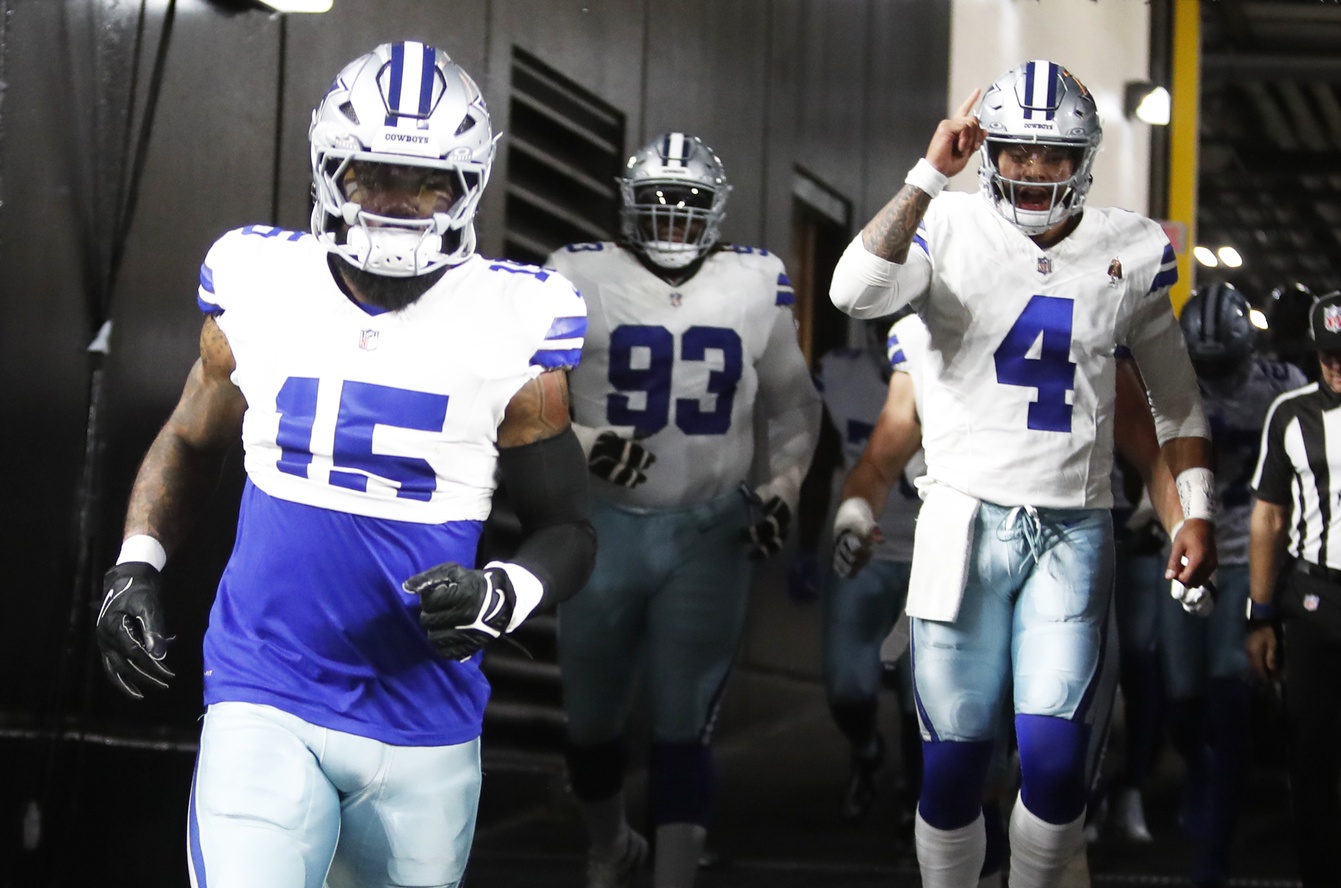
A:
[495, 425, 597, 605]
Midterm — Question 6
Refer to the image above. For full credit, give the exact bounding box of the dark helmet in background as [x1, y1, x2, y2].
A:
[1180, 282, 1257, 378]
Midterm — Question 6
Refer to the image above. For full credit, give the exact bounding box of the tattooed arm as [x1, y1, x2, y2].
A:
[123, 316, 248, 556]
[829, 89, 985, 318]
[492, 369, 596, 607]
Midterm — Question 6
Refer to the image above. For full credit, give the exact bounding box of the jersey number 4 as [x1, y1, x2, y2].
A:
[275, 377, 448, 500]
[994, 294, 1078, 434]
[607, 324, 742, 436]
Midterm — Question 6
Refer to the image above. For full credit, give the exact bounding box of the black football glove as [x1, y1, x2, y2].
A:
[403, 563, 516, 660]
[740, 487, 792, 560]
[96, 562, 174, 699]
[588, 432, 655, 488]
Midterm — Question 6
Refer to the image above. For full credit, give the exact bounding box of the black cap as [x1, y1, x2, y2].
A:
[1312, 292, 1341, 353]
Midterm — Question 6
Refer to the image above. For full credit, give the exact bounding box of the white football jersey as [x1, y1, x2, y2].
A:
[834, 192, 1204, 510]
[202, 226, 585, 523]
[1203, 359, 1306, 564]
[549, 242, 820, 510]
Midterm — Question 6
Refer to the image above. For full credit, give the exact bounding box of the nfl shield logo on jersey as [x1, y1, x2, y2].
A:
[1305, 593, 1321, 612]
[1037, 256, 1052, 276]
[669, 291, 683, 307]
[1326, 306, 1341, 333]
[359, 329, 380, 351]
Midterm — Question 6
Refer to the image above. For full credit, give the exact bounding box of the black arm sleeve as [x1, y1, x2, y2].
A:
[495, 425, 597, 606]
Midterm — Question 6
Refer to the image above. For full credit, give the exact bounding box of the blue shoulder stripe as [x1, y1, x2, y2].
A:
[913, 221, 930, 256]
[531, 348, 582, 370]
[197, 294, 223, 316]
[776, 272, 795, 306]
[545, 315, 588, 340]
[1149, 266, 1178, 293]
[200, 263, 215, 295]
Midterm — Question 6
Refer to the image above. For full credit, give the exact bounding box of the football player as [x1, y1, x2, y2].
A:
[839, 319, 1184, 888]
[547, 132, 821, 888]
[93, 42, 595, 888]
[810, 315, 926, 828]
[829, 61, 1216, 888]
[1163, 283, 1304, 885]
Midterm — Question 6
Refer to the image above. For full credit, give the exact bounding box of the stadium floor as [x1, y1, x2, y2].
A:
[4, 671, 1304, 887]
[467, 673, 1303, 888]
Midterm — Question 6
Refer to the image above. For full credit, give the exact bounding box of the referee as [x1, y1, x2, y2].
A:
[1248, 290, 1341, 888]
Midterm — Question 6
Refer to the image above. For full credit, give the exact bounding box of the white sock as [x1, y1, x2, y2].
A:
[577, 793, 629, 857]
[915, 810, 986, 888]
[1008, 795, 1086, 888]
[653, 822, 706, 888]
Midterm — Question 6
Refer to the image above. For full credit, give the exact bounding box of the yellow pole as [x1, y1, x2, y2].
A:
[1167, 0, 1200, 314]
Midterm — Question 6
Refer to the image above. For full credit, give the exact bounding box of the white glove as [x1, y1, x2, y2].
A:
[1171, 578, 1216, 617]
[832, 497, 877, 579]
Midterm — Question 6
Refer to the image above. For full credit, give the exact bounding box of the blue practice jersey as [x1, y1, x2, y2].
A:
[196, 225, 585, 745]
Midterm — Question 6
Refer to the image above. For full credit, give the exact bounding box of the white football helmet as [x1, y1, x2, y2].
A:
[619, 132, 730, 269]
[310, 41, 497, 276]
[976, 60, 1102, 236]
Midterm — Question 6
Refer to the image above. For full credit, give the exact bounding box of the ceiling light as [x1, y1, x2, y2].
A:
[1193, 246, 1219, 268]
[1217, 246, 1243, 268]
[1124, 81, 1170, 126]
[1250, 308, 1269, 330]
[258, 0, 332, 10]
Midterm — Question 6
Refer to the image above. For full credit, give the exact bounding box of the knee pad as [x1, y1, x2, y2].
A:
[1016, 714, 1089, 824]
[919, 739, 994, 830]
[649, 742, 714, 827]
[565, 738, 628, 802]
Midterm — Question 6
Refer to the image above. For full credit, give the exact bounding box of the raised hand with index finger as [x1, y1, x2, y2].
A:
[925, 88, 985, 179]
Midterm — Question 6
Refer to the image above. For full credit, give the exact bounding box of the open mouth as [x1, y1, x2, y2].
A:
[1014, 187, 1054, 211]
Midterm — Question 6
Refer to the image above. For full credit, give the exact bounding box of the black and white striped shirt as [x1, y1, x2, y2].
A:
[1252, 381, 1341, 567]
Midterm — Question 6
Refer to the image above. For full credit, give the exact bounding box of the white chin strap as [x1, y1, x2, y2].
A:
[644, 241, 702, 269]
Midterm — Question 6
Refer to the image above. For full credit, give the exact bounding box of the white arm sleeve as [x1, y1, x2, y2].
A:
[753, 308, 823, 510]
[828, 235, 932, 318]
[1125, 287, 1211, 444]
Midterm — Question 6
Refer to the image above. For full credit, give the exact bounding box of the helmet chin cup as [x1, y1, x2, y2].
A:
[992, 196, 1059, 236]
[644, 242, 702, 269]
[343, 226, 443, 277]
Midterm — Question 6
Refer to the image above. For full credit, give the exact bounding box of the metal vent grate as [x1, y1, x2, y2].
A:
[503, 47, 625, 264]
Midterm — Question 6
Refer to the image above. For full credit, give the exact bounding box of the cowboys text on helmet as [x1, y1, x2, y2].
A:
[309, 41, 498, 277]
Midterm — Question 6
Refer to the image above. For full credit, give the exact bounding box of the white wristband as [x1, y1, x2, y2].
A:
[904, 158, 949, 199]
[485, 561, 544, 633]
[117, 534, 167, 571]
[833, 497, 877, 538]
[1175, 467, 1217, 523]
